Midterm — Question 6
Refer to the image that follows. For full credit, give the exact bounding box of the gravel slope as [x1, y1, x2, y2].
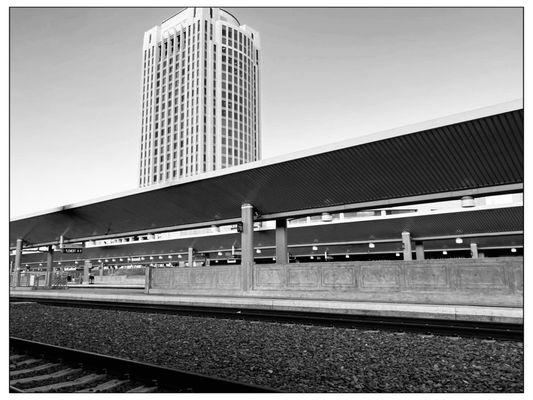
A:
[9, 303, 523, 393]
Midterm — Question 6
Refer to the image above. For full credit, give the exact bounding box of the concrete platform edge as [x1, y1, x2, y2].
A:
[9, 290, 523, 324]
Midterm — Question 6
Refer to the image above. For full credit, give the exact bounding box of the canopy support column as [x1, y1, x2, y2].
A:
[84, 260, 91, 284]
[188, 247, 194, 267]
[275, 219, 288, 264]
[470, 243, 479, 259]
[144, 266, 152, 294]
[415, 241, 425, 260]
[13, 238, 23, 287]
[402, 231, 412, 261]
[45, 246, 53, 287]
[241, 203, 254, 291]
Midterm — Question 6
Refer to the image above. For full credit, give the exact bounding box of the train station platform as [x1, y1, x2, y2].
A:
[9, 287, 523, 325]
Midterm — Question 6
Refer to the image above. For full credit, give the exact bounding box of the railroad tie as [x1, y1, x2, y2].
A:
[10, 358, 42, 369]
[127, 385, 159, 393]
[10, 363, 60, 378]
[77, 378, 130, 393]
[10, 368, 82, 386]
[9, 354, 26, 362]
[25, 373, 107, 393]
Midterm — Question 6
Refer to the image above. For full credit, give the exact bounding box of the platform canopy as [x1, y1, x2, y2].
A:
[12, 205, 523, 264]
[10, 102, 523, 249]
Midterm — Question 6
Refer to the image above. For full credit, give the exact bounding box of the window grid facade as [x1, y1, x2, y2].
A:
[139, 8, 261, 187]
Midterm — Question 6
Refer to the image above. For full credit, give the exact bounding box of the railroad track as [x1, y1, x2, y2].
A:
[9, 337, 276, 393]
[11, 297, 523, 341]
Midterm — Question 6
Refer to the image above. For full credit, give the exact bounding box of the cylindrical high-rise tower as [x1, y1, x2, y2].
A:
[139, 7, 261, 187]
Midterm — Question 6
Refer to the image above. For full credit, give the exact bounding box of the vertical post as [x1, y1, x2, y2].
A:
[99, 262, 104, 277]
[83, 260, 90, 284]
[401, 231, 412, 261]
[415, 241, 425, 260]
[275, 219, 288, 264]
[144, 265, 152, 294]
[9, 260, 13, 286]
[188, 247, 194, 267]
[14, 239, 23, 287]
[45, 246, 54, 287]
[470, 243, 479, 259]
[241, 203, 254, 291]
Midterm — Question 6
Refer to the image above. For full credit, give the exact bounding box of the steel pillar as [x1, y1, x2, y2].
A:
[13, 239, 23, 286]
[188, 247, 194, 267]
[144, 266, 152, 294]
[275, 219, 288, 264]
[83, 260, 91, 284]
[241, 203, 254, 291]
[401, 231, 412, 261]
[415, 241, 425, 260]
[45, 246, 53, 286]
[470, 243, 479, 259]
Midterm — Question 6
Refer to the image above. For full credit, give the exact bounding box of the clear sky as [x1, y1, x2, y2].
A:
[10, 7, 523, 217]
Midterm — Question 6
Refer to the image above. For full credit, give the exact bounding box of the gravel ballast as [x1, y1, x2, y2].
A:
[9, 303, 523, 392]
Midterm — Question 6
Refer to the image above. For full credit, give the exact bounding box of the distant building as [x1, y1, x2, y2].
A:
[139, 7, 261, 187]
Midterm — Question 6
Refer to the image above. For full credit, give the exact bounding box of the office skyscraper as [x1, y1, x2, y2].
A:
[139, 8, 261, 187]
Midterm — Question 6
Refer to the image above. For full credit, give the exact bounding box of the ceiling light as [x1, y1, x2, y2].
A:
[112, 259, 116, 262]
[158, 256, 163, 259]
[321, 212, 332, 222]
[312, 245, 318, 251]
[256, 249, 262, 254]
[119, 258, 123, 262]
[218, 251, 223, 256]
[442, 250, 448, 255]
[395, 253, 400, 257]
[168, 255, 172, 259]
[455, 238, 463, 244]
[178, 254, 182, 258]
[511, 248, 517, 253]
[310, 256, 314, 260]
[369, 243, 375, 249]
[461, 196, 475, 208]
[345, 254, 349, 258]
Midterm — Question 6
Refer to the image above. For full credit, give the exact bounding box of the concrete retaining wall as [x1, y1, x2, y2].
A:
[94, 275, 146, 285]
[148, 265, 244, 295]
[148, 257, 523, 307]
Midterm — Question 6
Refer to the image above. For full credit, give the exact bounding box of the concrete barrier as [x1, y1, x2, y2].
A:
[148, 257, 522, 307]
[93, 275, 146, 286]
[148, 265, 244, 295]
[252, 258, 523, 307]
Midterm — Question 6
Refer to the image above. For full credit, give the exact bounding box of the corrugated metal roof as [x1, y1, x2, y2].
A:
[12, 206, 522, 264]
[10, 107, 523, 248]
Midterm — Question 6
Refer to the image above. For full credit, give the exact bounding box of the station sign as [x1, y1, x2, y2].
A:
[62, 247, 83, 254]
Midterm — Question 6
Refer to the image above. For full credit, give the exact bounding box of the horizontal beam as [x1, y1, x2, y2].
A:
[260, 184, 523, 221]
[414, 231, 523, 241]
[10, 217, 243, 250]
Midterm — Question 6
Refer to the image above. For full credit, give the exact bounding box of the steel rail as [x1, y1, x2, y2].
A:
[9, 337, 277, 393]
